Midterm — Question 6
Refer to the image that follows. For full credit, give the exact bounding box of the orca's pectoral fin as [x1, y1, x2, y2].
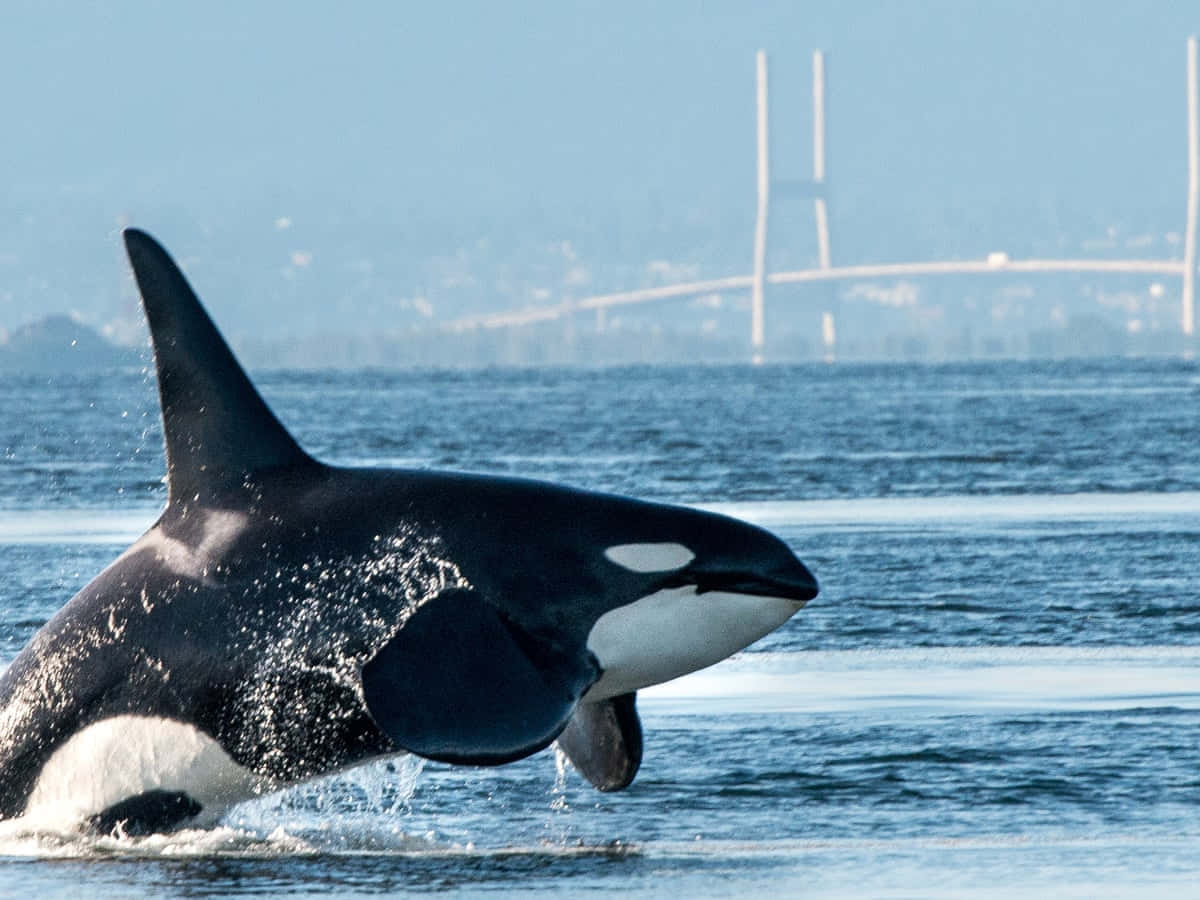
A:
[361, 588, 598, 766]
[556, 693, 643, 791]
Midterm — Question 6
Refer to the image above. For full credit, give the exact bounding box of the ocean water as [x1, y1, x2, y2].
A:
[1, 359, 1198, 897]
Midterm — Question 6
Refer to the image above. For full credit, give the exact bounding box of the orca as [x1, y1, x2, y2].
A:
[0, 229, 819, 834]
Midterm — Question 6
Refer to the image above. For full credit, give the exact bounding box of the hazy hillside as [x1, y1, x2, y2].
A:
[0, 316, 141, 374]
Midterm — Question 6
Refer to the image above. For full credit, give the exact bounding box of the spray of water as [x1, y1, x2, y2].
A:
[0, 753, 434, 858]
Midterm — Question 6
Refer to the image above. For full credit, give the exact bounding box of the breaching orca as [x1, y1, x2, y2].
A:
[0, 229, 819, 835]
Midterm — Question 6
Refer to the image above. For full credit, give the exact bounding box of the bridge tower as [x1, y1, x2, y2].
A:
[752, 49, 834, 363]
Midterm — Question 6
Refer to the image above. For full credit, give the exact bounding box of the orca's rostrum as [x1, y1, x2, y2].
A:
[0, 229, 819, 835]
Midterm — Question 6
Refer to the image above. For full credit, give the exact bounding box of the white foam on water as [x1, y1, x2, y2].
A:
[223, 754, 425, 838]
[0, 817, 320, 859]
[0, 754, 435, 859]
[641, 645, 1200, 716]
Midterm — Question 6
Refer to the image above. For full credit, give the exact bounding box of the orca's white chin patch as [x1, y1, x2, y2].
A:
[23, 715, 261, 830]
[583, 586, 802, 701]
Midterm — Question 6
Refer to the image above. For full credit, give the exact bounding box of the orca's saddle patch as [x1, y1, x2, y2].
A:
[88, 790, 202, 836]
[556, 692, 643, 791]
[361, 588, 598, 766]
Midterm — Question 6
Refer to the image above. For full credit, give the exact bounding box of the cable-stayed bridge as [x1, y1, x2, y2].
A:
[447, 39, 1200, 362]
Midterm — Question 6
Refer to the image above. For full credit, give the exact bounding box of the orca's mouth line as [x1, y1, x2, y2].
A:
[687, 571, 819, 604]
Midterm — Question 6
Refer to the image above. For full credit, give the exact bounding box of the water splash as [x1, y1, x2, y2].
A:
[550, 745, 571, 813]
[224, 754, 429, 849]
[0, 753, 435, 859]
[540, 745, 577, 847]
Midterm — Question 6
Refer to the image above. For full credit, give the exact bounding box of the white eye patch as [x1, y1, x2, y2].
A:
[604, 542, 696, 573]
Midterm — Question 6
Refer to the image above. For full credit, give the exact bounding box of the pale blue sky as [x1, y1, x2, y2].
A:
[2, 1, 1198, 334]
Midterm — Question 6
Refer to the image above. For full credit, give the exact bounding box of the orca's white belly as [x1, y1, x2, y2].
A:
[24, 715, 261, 829]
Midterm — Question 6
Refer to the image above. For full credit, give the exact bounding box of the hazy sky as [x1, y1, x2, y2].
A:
[2, 1, 1198, 333]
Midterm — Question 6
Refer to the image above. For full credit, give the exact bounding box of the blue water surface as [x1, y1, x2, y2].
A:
[1, 359, 1198, 897]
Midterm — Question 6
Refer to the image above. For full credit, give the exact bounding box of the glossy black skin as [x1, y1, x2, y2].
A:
[0, 461, 815, 819]
[0, 229, 818, 824]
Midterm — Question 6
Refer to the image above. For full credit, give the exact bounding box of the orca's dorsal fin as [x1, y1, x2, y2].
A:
[123, 228, 314, 506]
